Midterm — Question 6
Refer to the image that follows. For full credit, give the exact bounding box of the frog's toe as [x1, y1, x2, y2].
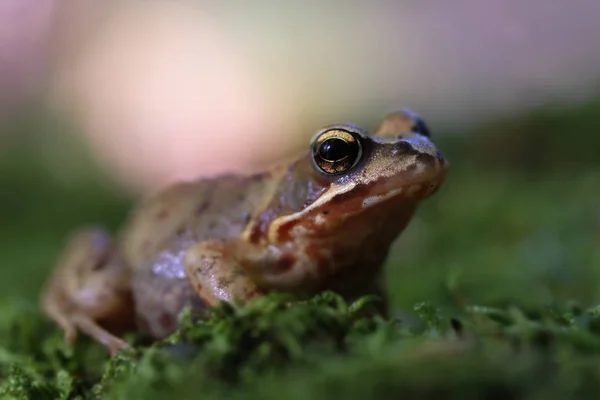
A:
[63, 325, 77, 344]
[107, 338, 131, 356]
[71, 312, 131, 355]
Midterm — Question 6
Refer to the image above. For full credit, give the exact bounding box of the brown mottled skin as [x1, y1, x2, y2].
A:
[40, 109, 449, 354]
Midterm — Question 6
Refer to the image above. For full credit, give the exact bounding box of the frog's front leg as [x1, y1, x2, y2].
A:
[183, 239, 389, 315]
[40, 227, 135, 355]
[183, 236, 319, 305]
[182, 239, 268, 306]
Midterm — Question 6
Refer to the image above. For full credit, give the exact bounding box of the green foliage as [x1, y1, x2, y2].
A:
[5, 292, 600, 399]
[0, 293, 401, 399]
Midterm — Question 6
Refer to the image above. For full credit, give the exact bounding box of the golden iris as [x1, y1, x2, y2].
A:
[312, 129, 362, 175]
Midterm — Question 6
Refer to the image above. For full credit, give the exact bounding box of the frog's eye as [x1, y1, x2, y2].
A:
[312, 128, 363, 175]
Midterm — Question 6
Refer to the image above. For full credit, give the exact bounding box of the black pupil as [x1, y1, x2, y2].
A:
[319, 138, 351, 161]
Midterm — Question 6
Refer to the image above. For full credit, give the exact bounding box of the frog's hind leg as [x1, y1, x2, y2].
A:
[43, 294, 131, 355]
[40, 227, 135, 355]
[69, 310, 131, 354]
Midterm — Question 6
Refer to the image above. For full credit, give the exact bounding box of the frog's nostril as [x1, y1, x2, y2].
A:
[397, 141, 416, 154]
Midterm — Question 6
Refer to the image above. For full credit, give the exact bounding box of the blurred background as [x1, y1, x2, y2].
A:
[1, 0, 599, 314]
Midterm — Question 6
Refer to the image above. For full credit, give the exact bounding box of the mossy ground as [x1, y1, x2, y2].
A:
[0, 98, 599, 399]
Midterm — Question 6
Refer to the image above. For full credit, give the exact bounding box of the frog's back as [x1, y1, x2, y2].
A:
[120, 172, 275, 269]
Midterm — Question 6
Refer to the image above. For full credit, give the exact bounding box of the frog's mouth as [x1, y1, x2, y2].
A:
[360, 176, 445, 209]
[306, 173, 446, 222]
[356, 153, 448, 210]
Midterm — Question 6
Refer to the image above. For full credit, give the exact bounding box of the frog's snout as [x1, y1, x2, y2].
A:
[398, 134, 438, 157]
[432, 150, 448, 169]
[397, 134, 448, 171]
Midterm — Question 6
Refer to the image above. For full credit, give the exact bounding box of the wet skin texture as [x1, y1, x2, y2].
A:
[40, 109, 449, 354]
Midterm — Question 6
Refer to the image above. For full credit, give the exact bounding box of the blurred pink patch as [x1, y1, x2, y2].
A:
[8, 0, 600, 193]
[54, 3, 296, 193]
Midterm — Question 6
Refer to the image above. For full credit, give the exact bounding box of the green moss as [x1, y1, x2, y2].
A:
[0, 293, 401, 399]
[5, 292, 600, 399]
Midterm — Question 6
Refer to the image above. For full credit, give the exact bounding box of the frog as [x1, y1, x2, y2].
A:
[40, 109, 448, 355]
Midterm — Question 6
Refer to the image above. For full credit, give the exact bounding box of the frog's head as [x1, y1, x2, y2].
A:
[266, 109, 448, 243]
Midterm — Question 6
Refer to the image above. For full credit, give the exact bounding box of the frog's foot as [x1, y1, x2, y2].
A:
[43, 296, 131, 355]
[40, 227, 135, 355]
[70, 311, 131, 355]
[183, 239, 266, 306]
